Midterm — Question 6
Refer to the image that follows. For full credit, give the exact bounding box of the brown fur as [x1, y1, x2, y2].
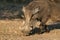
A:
[22, 0, 60, 35]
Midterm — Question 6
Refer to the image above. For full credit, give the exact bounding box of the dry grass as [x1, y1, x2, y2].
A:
[0, 19, 60, 40]
[0, 19, 25, 36]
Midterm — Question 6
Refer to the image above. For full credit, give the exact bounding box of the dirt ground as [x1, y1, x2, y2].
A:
[0, 20, 60, 40]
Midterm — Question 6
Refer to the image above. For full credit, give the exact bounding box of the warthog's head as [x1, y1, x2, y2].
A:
[21, 0, 51, 35]
[21, 7, 33, 35]
[21, 6, 41, 35]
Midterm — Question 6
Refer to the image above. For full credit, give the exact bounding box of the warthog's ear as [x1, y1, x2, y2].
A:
[32, 7, 40, 14]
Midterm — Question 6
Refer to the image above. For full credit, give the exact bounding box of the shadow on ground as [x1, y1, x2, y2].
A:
[29, 23, 60, 35]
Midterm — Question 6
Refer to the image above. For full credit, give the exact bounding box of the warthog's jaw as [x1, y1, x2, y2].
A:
[21, 23, 33, 35]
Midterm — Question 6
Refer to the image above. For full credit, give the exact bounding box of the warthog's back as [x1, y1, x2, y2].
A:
[50, 1, 60, 22]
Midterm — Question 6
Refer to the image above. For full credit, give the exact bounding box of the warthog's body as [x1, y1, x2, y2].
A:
[22, 0, 60, 35]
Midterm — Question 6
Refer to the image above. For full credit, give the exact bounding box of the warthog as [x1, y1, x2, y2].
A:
[22, 0, 60, 35]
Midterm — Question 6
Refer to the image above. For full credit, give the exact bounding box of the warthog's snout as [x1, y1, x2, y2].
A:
[20, 21, 33, 35]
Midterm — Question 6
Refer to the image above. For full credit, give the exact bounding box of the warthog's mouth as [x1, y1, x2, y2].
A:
[19, 20, 33, 35]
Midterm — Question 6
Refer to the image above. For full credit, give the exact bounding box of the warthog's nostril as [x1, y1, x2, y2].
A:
[30, 25, 33, 28]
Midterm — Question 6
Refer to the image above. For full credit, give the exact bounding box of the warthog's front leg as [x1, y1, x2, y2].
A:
[39, 15, 50, 34]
